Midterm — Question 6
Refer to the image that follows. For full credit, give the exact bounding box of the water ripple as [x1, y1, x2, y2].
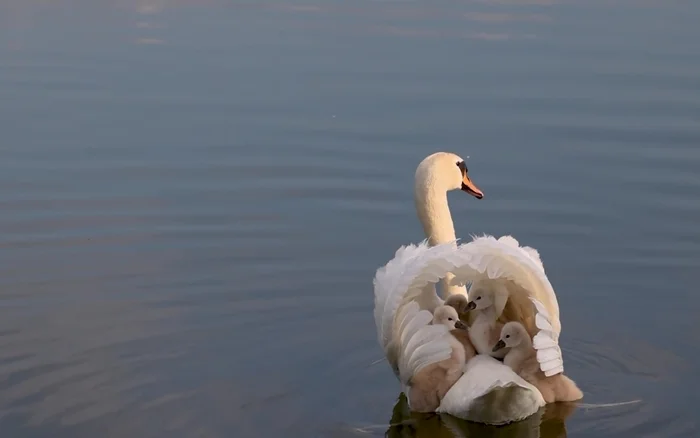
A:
[1, 0, 699, 437]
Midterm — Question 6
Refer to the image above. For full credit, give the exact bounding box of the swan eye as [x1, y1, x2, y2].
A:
[456, 161, 468, 173]
[448, 317, 453, 321]
[476, 296, 481, 300]
[505, 335, 510, 339]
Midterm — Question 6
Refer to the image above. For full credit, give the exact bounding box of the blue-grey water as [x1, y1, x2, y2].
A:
[1, 1, 699, 437]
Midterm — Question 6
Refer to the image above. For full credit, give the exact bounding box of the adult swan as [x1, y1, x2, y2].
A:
[373, 152, 565, 425]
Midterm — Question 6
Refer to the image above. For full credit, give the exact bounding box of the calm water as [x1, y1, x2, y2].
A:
[1, 0, 699, 437]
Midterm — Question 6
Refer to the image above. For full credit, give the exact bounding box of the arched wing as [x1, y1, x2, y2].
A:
[446, 235, 563, 376]
[373, 234, 563, 378]
[457, 235, 560, 335]
[495, 235, 545, 271]
[373, 239, 459, 368]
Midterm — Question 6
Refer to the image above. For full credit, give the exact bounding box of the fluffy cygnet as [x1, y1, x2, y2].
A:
[464, 287, 506, 358]
[444, 294, 469, 318]
[493, 322, 583, 404]
[407, 306, 475, 413]
[433, 304, 466, 330]
[433, 305, 477, 359]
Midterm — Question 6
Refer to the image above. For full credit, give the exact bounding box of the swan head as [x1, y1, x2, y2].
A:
[432, 305, 467, 330]
[415, 152, 484, 199]
[465, 286, 494, 312]
[492, 321, 529, 352]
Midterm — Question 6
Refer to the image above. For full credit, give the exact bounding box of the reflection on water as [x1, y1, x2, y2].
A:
[382, 393, 576, 438]
[1, 0, 700, 437]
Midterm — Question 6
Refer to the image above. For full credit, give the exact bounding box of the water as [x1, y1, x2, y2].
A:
[0, 0, 699, 436]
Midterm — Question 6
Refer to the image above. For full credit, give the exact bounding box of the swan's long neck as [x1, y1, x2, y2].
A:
[415, 182, 465, 298]
[415, 186, 457, 246]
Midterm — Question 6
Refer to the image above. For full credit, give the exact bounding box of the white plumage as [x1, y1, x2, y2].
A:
[437, 355, 545, 425]
[372, 152, 577, 424]
[373, 235, 559, 423]
[401, 326, 451, 379]
[373, 240, 459, 373]
[531, 297, 564, 376]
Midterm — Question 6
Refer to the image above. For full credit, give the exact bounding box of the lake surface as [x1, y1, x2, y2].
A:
[1, 0, 699, 437]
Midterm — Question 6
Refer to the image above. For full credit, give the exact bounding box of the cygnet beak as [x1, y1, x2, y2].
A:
[492, 340, 506, 352]
[465, 301, 476, 311]
[454, 320, 467, 330]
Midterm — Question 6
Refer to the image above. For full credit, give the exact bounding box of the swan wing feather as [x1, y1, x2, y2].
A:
[395, 301, 420, 339]
[373, 239, 460, 370]
[373, 240, 431, 364]
[404, 329, 452, 378]
[522, 246, 544, 269]
[399, 310, 435, 353]
[530, 297, 564, 376]
[396, 308, 453, 384]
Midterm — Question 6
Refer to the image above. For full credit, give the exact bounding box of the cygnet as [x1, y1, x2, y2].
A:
[493, 322, 583, 404]
[444, 294, 469, 318]
[464, 287, 506, 358]
[406, 306, 475, 412]
[433, 305, 477, 360]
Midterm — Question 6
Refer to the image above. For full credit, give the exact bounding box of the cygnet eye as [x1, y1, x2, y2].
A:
[505, 335, 510, 339]
[476, 296, 482, 300]
[448, 317, 453, 321]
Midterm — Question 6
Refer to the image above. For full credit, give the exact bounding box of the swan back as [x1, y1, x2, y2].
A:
[372, 235, 562, 423]
[438, 355, 545, 425]
[373, 234, 565, 380]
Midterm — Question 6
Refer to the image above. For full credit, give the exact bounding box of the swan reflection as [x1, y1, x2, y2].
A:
[384, 393, 577, 438]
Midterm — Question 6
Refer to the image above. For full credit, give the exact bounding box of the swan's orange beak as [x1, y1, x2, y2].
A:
[457, 161, 483, 199]
[461, 175, 483, 199]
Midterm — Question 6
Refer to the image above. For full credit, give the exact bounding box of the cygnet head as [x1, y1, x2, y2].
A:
[444, 294, 469, 314]
[433, 305, 467, 330]
[465, 287, 495, 312]
[492, 322, 530, 352]
[415, 152, 484, 199]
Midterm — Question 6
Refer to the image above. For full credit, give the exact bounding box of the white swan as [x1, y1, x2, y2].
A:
[373, 152, 567, 425]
